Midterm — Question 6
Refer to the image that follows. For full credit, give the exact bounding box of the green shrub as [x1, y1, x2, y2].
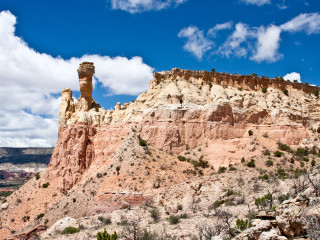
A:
[296, 147, 309, 156]
[96, 229, 118, 240]
[236, 218, 252, 231]
[248, 130, 253, 136]
[138, 135, 147, 146]
[150, 208, 160, 222]
[255, 194, 272, 208]
[251, 73, 258, 77]
[314, 91, 319, 97]
[218, 166, 227, 173]
[211, 68, 216, 72]
[61, 226, 80, 235]
[274, 151, 283, 157]
[42, 182, 50, 188]
[247, 159, 255, 168]
[262, 87, 267, 93]
[168, 215, 180, 225]
[277, 169, 289, 179]
[213, 200, 224, 208]
[229, 166, 237, 171]
[0, 191, 12, 197]
[300, 162, 305, 168]
[37, 213, 44, 220]
[294, 168, 306, 178]
[278, 143, 292, 152]
[241, 157, 245, 163]
[226, 189, 235, 196]
[98, 217, 112, 225]
[311, 160, 316, 167]
[303, 157, 309, 162]
[290, 158, 295, 164]
[258, 174, 269, 181]
[177, 204, 183, 210]
[283, 89, 288, 96]
[35, 173, 40, 180]
[177, 155, 186, 162]
[264, 150, 270, 156]
[265, 160, 273, 167]
[317, 127, 320, 133]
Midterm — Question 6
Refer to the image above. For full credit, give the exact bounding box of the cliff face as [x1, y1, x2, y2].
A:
[48, 64, 320, 192]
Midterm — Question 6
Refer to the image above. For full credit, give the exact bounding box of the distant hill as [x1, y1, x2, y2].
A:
[0, 147, 53, 165]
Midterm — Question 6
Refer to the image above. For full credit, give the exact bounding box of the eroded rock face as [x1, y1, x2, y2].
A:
[59, 88, 74, 131]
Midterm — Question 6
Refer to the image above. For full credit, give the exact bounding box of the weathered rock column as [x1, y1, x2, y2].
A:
[76, 62, 95, 112]
[59, 88, 75, 131]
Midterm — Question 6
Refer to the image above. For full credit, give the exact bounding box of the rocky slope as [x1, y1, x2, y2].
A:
[1, 62, 320, 240]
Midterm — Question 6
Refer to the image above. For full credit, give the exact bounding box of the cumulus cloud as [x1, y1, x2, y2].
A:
[179, 12, 320, 62]
[283, 72, 301, 83]
[0, 10, 154, 147]
[111, 0, 187, 13]
[280, 13, 320, 34]
[217, 23, 252, 58]
[178, 26, 213, 60]
[207, 21, 233, 37]
[251, 25, 282, 62]
[240, 0, 271, 6]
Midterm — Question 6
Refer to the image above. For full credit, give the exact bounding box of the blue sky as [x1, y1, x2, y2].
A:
[0, 0, 319, 147]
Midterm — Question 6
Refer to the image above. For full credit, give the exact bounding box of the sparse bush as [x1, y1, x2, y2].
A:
[248, 130, 253, 136]
[241, 157, 245, 163]
[138, 135, 147, 147]
[211, 68, 216, 72]
[262, 87, 267, 93]
[251, 73, 258, 77]
[35, 173, 40, 180]
[283, 89, 289, 96]
[177, 204, 183, 210]
[98, 217, 112, 225]
[277, 169, 289, 179]
[218, 166, 227, 173]
[213, 200, 224, 208]
[229, 165, 237, 171]
[255, 194, 272, 209]
[236, 218, 252, 231]
[278, 193, 290, 203]
[150, 208, 160, 222]
[303, 157, 309, 162]
[96, 229, 118, 240]
[278, 142, 292, 152]
[264, 150, 270, 156]
[247, 159, 255, 168]
[274, 151, 283, 157]
[42, 182, 49, 188]
[177, 155, 186, 162]
[61, 226, 80, 235]
[266, 160, 274, 167]
[290, 158, 295, 164]
[36, 213, 44, 220]
[311, 160, 316, 167]
[296, 147, 309, 156]
[168, 215, 180, 225]
[259, 174, 269, 181]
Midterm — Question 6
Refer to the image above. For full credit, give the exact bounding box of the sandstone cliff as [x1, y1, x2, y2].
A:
[1, 63, 320, 239]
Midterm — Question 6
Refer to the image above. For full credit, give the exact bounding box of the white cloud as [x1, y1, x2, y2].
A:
[283, 72, 301, 83]
[217, 23, 252, 58]
[178, 26, 213, 60]
[251, 25, 282, 62]
[0, 10, 154, 147]
[207, 21, 233, 37]
[240, 0, 271, 6]
[280, 13, 320, 34]
[111, 0, 187, 13]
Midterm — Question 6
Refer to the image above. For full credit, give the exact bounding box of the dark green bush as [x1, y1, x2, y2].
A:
[264, 150, 270, 156]
[274, 151, 283, 157]
[138, 135, 147, 146]
[262, 88, 267, 93]
[42, 182, 50, 188]
[35, 173, 40, 180]
[283, 89, 288, 96]
[311, 160, 316, 167]
[255, 194, 271, 208]
[168, 215, 180, 225]
[218, 166, 227, 173]
[61, 226, 80, 235]
[247, 159, 255, 168]
[213, 200, 224, 208]
[248, 130, 253, 136]
[150, 208, 160, 222]
[258, 174, 269, 181]
[265, 160, 273, 167]
[98, 217, 112, 225]
[303, 157, 309, 162]
[236, 218, 252, 231]
[37, 213, 44, 220]
[277, 169, 289, 179]
[317, 127, 320, 133]
[278, 143, 292, 152]
[296, 147, 309, 156]
[177, 155, 186, 162]
[96, 229, 118, 240]
[241, 157, 245, 163]
[251, 73, 258, 77]
[211, 68, 216, 72]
